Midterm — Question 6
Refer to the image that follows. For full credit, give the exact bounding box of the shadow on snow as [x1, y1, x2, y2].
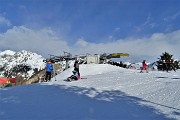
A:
[0, 83, 176, 120]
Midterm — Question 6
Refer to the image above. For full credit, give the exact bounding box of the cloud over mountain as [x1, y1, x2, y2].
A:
[0, 26, 179, 62]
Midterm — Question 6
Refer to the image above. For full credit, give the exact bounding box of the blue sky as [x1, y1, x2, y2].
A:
[0, 0, 180, 62]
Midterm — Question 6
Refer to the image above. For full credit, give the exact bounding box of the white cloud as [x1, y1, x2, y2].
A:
[0, 26, 179, 62]
[171, 11, 180, 19]
[163, 11, 180, 22]
[75, 37, 88, 47]
[135, 14, 157, 32]
[114, 27, 120, 32]
[142, 15, 151, 26]
[0, 15, 11, 26]
[73, 30, 180, 62]
[0, 26, 69, 57]
[108, 36, 113, 39]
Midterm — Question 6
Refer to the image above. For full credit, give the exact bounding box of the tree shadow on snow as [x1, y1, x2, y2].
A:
[155, 77, 180, 80]
[171, 77, 180, 80]
[155, 76, 169, 79]
[0, 84, 176, 120]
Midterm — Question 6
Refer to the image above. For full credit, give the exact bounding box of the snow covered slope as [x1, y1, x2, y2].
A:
[1, 64, 180, 120]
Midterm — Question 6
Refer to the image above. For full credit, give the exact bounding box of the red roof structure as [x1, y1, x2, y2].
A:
[0, 78, 16, 84]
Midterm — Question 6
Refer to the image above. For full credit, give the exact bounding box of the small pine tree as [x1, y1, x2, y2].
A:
[156, 52, 178, 72]
[174, 60, 180, 69]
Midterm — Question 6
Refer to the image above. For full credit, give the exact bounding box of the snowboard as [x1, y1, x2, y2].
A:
[64, 77, 87, 82]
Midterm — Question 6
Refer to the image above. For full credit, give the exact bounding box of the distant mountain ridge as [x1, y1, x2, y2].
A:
[0, 50, 45, 79]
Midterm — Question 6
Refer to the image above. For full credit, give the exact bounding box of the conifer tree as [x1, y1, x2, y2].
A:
[156, 52, 179, 72]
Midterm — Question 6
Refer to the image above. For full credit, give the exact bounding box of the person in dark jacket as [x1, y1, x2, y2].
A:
[74, 60, 80, 78]
[45, 60, 53, 82]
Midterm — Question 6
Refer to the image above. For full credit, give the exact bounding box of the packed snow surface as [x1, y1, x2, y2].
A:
[1, 64, 180, 120]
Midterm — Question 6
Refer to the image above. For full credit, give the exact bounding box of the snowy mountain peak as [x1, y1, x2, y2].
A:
[0, 50, 16, 56]
[0, 50, 45, 79]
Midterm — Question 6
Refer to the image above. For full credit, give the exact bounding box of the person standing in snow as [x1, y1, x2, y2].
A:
[45, 60, 53, 82]
[140, 60, 148, 73]
[74, 60, 80, 79]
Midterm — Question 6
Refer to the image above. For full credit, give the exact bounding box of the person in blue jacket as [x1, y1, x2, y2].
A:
[45, 60, 53, 82]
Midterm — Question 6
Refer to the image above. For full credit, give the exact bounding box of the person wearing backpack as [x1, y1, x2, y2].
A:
[74, 60, 80, 79]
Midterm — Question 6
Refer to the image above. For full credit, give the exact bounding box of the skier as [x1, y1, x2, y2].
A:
[67, 70, 79, 81]
[74, 60, 80, 79]
[140, 60, 148, 73]
[45, 60, 53, 82]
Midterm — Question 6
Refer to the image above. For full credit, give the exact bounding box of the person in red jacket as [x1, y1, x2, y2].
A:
[140, 60, 148, 73]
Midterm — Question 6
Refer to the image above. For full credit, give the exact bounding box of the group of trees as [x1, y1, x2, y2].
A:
[3, 64, 32, 78]
[156, 52, 179, 72]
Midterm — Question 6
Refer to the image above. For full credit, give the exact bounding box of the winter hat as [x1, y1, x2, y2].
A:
[47, 60, 51, 64]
